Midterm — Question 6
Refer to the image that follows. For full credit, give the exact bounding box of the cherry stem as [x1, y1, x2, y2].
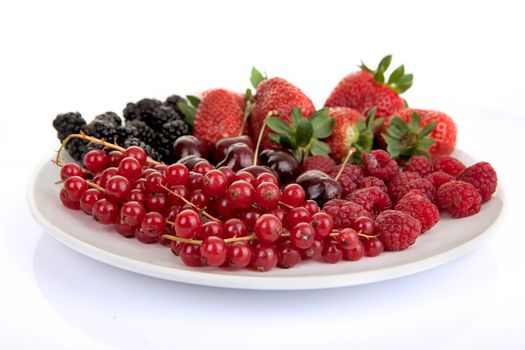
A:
[159, 184, 220, 222]
[252, 111, 277, 165]
[334, 147, 356, 182]
[55, 133, 162, 167]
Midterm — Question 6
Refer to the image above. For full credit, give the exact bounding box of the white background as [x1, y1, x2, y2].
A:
[1, 1, 524, 349]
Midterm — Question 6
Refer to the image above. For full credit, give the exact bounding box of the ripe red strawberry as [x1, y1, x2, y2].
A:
[251, 77, 316, 149]
[193, 89, 244, 144]
[325, 55, 412, 118]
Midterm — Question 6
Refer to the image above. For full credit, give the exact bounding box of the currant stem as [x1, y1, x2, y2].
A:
[278, 201, 294, 209]
[159, 184, 220, 222]
[86, 180, 106, 193]
[334, 147, 356, 182]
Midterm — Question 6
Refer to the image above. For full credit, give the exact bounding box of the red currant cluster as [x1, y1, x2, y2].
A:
[56, 135, 380, 272]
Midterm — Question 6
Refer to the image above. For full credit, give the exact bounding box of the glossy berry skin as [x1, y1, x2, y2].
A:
[351, 216, 375, 235]
[303, 200, 320, 216]
[375, 210, 421, 251]
[175, 209, 202, 238]
[200, 236, 227, 266]
[107, 151, 124, 168]
[127, 189, 145, 203]
[254, 182, 281, 209]
[222, 218, 248, 239]
[337, 228, 360, 249]
[145, 191, 169, 214]
[60, 163, 84, 181]
[124, 146, 148, 166]
[92, 198, 118, 224]
[80, 189, 105, 214]
[322, 241, 343, 263]
[170, 241, 183, 256]
[83, 150, 108, 172]
[290, 222, 315, 249]
[165, 163, 190, 186]
[202, 169, 228, 197]
[251, 244, 278, 272]
[135, 228, 158, 244]
[457, 161, 497, 203]
[117, 157, 142, 181]
[310, 212, 333, 238]
[256, 172, 279, 186]
[115, 218, 136, 238]
[228, 180, 255, 209]
[141, 211, 166, 238]
[322, 199, 372, 230]
[180, 243, 203, 267]
[105, 175, 131, 202]
[228, 241, 253, 268]
[277, 241, 301, 268]
[188, 172, 204, 191]
[145, 172, 167, 192]
[193, 161, 213, 175]
[235, 171, 257, 188]
[343, 241, 365, 261]
[281, 184, 306, 207]
[190, 189, 209, 209]
[120, 201, 146, 227]
[59, 189, 80, 210]
[237, 207, 262, 231]
[198, 221, 223, 239]
[132, 178, 147, 191]
[99, 167, 118, 187]
[363, 239, 384, 257]
[212, 195, 236, 219]
[301, 239, 324, 260]
[285, 207, 311, 228]
[154, 164, 167, 175]
[167, 185, 189, 206]
[63, 176, 88, 201]
[218, 166, 236, 184]
[254, 214, 283, 244]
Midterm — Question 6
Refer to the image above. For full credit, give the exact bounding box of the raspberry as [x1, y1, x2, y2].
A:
[345, 186, 392, 216]
[457, 162, 497, 203]
[361, 150, 398, 181]
[390, 178, 436, 203]
[357, 176, 387, 193]
[375, 210, 421, 251]
[387, 171, 420, 202]
[425, 171, 454, 189]
[436, 180, 482, 218]
[328, 164, 363, 196]
[322, 199, 372, 230]
[403, 156, 432, 176]
[433, 156, 465, 176]
[301, 156, 336, 175]
[395, 190, 439, 233]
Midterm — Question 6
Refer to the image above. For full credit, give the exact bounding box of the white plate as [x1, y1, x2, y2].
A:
[28, 150, 503, 290]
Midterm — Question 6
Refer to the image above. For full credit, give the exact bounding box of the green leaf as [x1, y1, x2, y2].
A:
[279, 134, 295, 150]
[388, 65, 404, 84]
[293, 149, 303, 162]
[386, 124, 404, 139]
[382, 133, 401, 147]
[295, 118, 313, 147]
[177, 102, 196, 126]
[419, 120, 436, 137]
[359, 61, 373, 72]
[250, 67, 266, 89]
[408, 112, 421, 131]
[374, 70, 385, 84]
[266, 133, 280, 144]
[386, 144, 401, 159]
[310, 140, 331, 156]
[390, 117, 409, 134]
[186, 95, 201, 108]
[312, 116, 335, 139]
[395, 74, 413, 93]
[372, 117, 384, 132]
[418, 138, 436, 149]
[290, 108, 303, 128]
[377, 55, 392, 73]
[245, 88, 253, 100]
[309, 108, 328, 123]
[266, 117, 292, 135]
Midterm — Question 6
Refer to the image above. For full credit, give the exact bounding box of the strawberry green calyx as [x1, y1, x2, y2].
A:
[266, 107, 335, 163]
[353, 108, 384, 163]
[382, 112, 436, 159]
[177, 95, 200, 126]
[239, 67, 268, 136]
[359, 55, 413, 93]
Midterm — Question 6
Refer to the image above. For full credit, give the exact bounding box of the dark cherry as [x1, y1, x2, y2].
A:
[237, 165, 277, 180]
[258, 150, 298, 184]
[216, 143, 254, 172]
[296, 170, 342, 206]
[173, 135, 209, 161]
[212, 136, 254, 164]
[176, 155, 208, 170]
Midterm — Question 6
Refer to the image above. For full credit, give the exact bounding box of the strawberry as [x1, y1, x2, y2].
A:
[250, 73, 316, 150]
[325, 107, 383, 163]
[192, 89, 244, 144]
[325, 55, 412, 118]
[382, 109, 457, 158]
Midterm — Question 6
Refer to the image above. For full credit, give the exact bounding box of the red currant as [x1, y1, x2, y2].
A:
[228, 241, 253, 268]
[363, 239, 383, 257]
[197, 221, 223, 239]
[268, 207, 286, 222]
[301, 239, 324, 260]
[60, 163, 84, 181]
[202, 169, 228, 196]
[63, 175, 88, 201]
[135, 228, 158, 244]
[281, 184, 305, 207]
[212, 195, 236, 219]
[256, 172, 279, 186]
[59, 189, 80, 210]
[92, 198, 118, 224]
[165, 163, 190, 186]
[175, 209, 202, 238]
[352, 216, 375, 235]
[141, 211, 166, 238]
[200, 236, 227, 266]
[99, 167, 118, 187]
[303, 200, 319, 216]
[105, 175, 131, 202]
[154, 164, 167, 175]
[145, 172, 166, 192]
[170, 241, 183, 256]
[290, 222, 315, 249]
[218, 166, 236, 184]
[180, 243, 203, 266]
[277, 241, 301, 268]
[223, 218, 248, 239]
[310, 212, 333, 238]
[237, 207, 262, 231]
[131, 178, 147, 191]
[80, 188, 105, 214]
[107, 150, 124, 167]
[254, 182, 281, 209]
[120, 201, 146, 227]
[115, 218, 136, 238]
[228, 180, 254, 209]
[235, 171, 256, 188]
[188, 172, 204, 191]
[124, 146, 147, 166]
[127, 189, 145, 203]
[252, 244, 278, 272]
[190, 189, 210, 209]
[254, 214, 283, 243]
[285, 207, 311, 228]
[337, 228, 360, 249]
[167, 185, 190, 206]
[84, 150, 108, 172]
[343, 241, 365, 261]
[193, 161, 213, 175]
[117, 157, 142, 181]
[145, 191, 169, 214]
[322, 241, 343, 263]
[141, 168, 157, 179]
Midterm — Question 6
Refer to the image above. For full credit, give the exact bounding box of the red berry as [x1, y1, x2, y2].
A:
[180, 244, 203, 267]
[107, 151, 124, 168]
[202, 169, 228, 196]
[135, 228, 158, 244]
[254, 214, 283, 243]
[212, 195, 236, 219]
[268, 207, 286, 222]
[117, 157, 142, 181]
[403, 156, 432, 176]
[120, 201, 146, 227]
[256, 172, 279, 186]
[175, 209, 202, 238]
[363, 239, 384, 257]
[237, 207, 262, 231]
[80, 188, 105, 214]
[375, 210, 421, 251]
[301, 239, 324, 260]
[310, 212, 333, 238]
[251, 244, 278, 272]
[190, 189, 210, 209]
[361, 150, 398, 181]
[124, 146, 148, 166]
[388, 171, 421, 200]
[322, 199, 372, 230]
[346, 186, 392, 216]
[60, 163, 84, 181]
[198, 221, 223, 239]
[329, 164, 363, 196]
[167, 185, 189, 206]
[59, 189, 80, 210]
[303, 199, 320, 216]
[165, 163, 190, 186]
[281, 184, 306, 207]
[193, 161, 213, 175]
[337, 228, 360, 249]
[228, 180, 255, 209]
[141, 211, 166, 238]
[457, 161, 497, 203]
[115, 218, 136, 238]
[127, 189, 145, 203]
[290, 222, 315, 249]
[255, 182, 281, 209]
[154, 164, 168, 175]
[105, 175, 131, 202]
[322, 241, 343, 263]
[63, 175, 88, 201]
[351, 216, 374, 235]
[343, 241, 364, 261]
[390, 178, 436, 204]
[188, 172, 204, 191]
[92, 198, 118, 224]
[218, 166, 236, 184]
[200, 236, 227, 266]
[433, 156, 465, 177]
[228, 241, 253, 268]
[99, 167, 118, 187]
[395, 190, 439, 233]
[145, 172, 166, 192]
[235, 171, 257, 188]
[285, 207, 311, 228]
[223, 218, 248, 239]
[357, 176, 387, 193]
[425, 171, 454, 189]
[145, 191, 169, 214]
[132, 178, 147, 191]
[301, 155, 336, 175]
[436, 180, 482, 218]
[170, 241, 183, 256]
[277, 241, 301, 268]
[84, 150, 108, 172]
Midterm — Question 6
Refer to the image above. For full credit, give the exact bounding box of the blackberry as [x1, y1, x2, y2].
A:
[123, 137, 161, 161]
[82, 120, 117, 141]
[94, 111, 122, 127]
[116, 124, 140, 145]
[148, 105, 180, 130]
[153, 133, 175, 163]
[65, 138, 87, 162]
[125, 119, 155, 145]
[161, 119, 191, 142]
[164, 95, 186, 117]
[52, 112, 86, 141]
[123, 98, 162, 122]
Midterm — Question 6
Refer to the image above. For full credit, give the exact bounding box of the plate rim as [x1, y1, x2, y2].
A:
[28, 156, 505, 290]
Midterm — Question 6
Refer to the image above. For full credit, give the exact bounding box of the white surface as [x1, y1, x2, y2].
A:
[29, 151, 503, 290]
[1, 0, 524, 349]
